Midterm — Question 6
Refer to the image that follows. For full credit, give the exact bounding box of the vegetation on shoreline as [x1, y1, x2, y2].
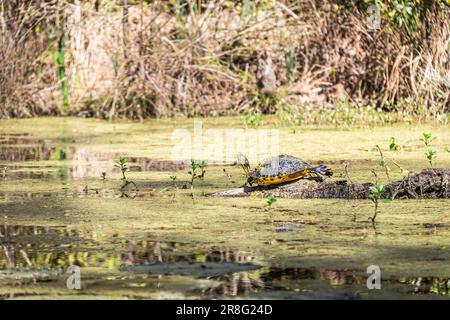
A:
[1, 1, 448, 121]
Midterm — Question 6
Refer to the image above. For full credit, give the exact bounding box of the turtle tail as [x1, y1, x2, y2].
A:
[312, 164, 333, 177]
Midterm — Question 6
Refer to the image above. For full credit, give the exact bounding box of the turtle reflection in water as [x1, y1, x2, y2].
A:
[237, 153, 333, 187]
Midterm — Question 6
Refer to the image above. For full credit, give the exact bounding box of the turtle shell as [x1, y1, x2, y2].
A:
[253, 155, 312, 179]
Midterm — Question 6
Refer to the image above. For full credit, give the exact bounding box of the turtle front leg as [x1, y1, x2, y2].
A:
[240, 176, 256, 189]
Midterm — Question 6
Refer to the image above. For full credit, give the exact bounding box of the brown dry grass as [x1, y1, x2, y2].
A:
[0, 1, 448, 120]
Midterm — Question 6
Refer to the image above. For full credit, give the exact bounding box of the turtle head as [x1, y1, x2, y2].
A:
[237, 153, 251, 177]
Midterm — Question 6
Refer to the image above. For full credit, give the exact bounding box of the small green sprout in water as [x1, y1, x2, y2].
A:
[169, 175, 177, 187]
[389, 137, 399, 151]
[188, 160, 199, 186]
[444, 146, 450, 153]
[266, 196, 277, 207]
[58, 148, 67, 160]
[241, 110, 262, 128]
[114, 156, 137, 194]
[187, 160, 207, 187]
[52, 147, 67, 160]
[425, 149, 437, 167]
[198, 160, 207, 180]
[368, 185, 390, 223]
[421, 132, 436, 147]
[114, 156, 129, 180]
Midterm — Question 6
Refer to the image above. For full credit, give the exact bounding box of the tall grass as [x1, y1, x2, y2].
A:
[0, 1, 448, 121]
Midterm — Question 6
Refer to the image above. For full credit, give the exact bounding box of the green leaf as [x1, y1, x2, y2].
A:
[369, 186, 378, 193]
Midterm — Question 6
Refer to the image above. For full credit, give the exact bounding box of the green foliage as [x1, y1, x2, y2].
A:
[169, 175, 177, 188]
[266, 195, 277, 207]
[197, 160, 207, 180]
[369, 185, 386, 200]
[425, 149, 437, 167]
[187, 160, 207, 186]
[369, 184, 391, 222]
[241, 110, 262, 128]
[114, 156, 137, 195]
[421, 132, 436, 147]
[52, 147, 67, 160]
[389, 137, 399, 151]
[114, 156, 129, 180]
[277, 99, 447, 128]
[421, 132, 437, 167]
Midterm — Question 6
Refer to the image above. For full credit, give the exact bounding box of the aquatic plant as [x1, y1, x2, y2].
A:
[241, 110, 262, 128]
[198, 160, 207, 180]
[386, 137, 409, 176]
[421, 132, 437, 167]
[52, 148, 67, 161]
[169, 175, 177, 188]
[389, 137, 400, 151]
[266, 196, 277, 207]
[425, 149, 437, 167]
[187, 160, 207, 187]
[114, 156, 129, 180]
[114, 156, 137, 193]
[421, 132, 436, 147]
[369, 185, 390, 223]
[187, 161, 199, 186]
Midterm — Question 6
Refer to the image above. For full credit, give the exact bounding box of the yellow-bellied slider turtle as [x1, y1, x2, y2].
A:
[237, 153, 333, 186]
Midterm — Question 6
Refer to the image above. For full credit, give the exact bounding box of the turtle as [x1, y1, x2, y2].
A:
[237, 153, 333, 187]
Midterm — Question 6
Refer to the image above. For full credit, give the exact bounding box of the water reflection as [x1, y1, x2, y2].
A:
[1, 224, 449, 299]
[0, 133, 187, 183]
[0, 225, 256, 270]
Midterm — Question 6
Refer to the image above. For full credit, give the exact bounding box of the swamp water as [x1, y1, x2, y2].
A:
[0, 117, 449, 299]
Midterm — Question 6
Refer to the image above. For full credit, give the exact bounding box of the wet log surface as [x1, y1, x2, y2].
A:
[211, 169, 449, 199]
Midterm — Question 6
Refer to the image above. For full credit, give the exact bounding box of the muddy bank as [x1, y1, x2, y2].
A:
[211, 169, 450, 199]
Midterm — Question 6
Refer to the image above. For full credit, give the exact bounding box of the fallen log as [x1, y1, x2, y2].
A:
[210, 169, 449, 199]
